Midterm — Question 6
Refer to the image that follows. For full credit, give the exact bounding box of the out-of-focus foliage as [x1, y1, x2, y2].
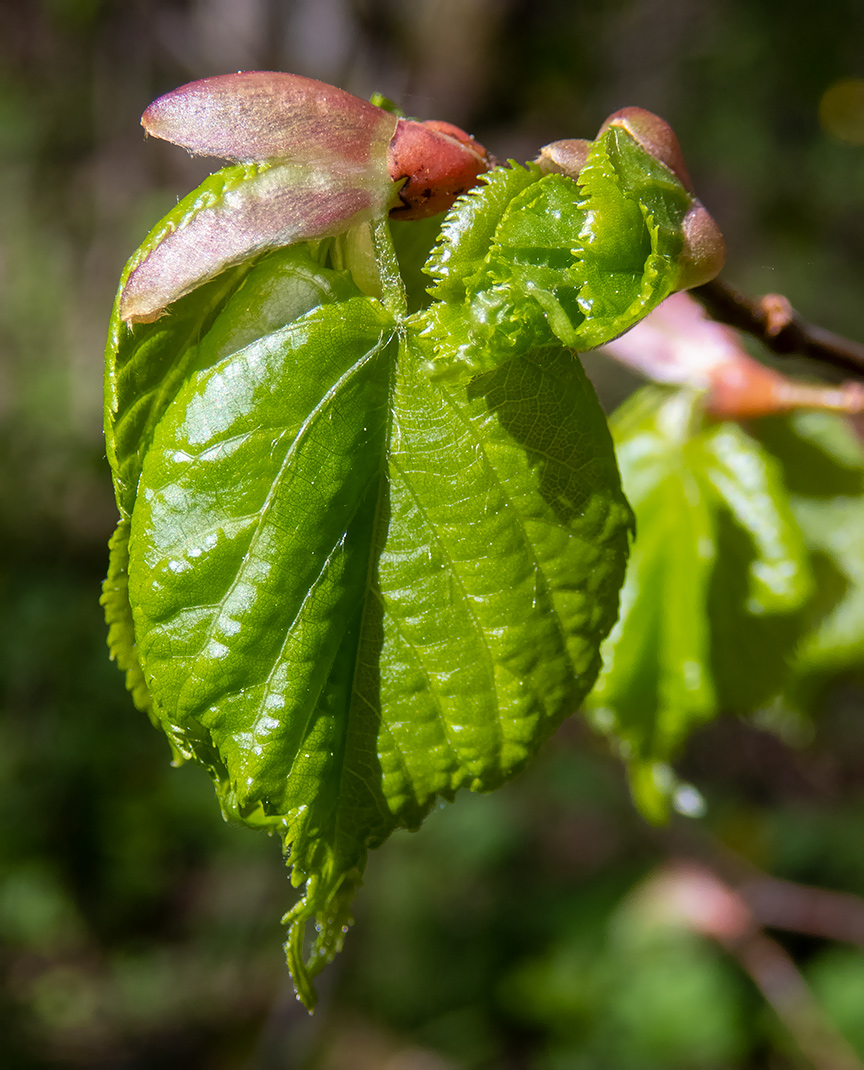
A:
[2, 0, 864, 1066]
[752, 411, 864, 708]
[587, 393, 864, 822]
[586, 388, 814, 819]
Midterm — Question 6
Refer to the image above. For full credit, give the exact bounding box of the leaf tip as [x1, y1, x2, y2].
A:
[284, 920, 318, 1013]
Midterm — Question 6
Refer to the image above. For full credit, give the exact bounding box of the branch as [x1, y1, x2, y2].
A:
[649, 863, 864, 1070]
[692, 277, 864, 379]
[657, 818, 864, 950]
[740, 875, 864, 949]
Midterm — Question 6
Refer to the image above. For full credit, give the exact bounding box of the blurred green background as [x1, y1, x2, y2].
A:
[2, 1, 864, 1067]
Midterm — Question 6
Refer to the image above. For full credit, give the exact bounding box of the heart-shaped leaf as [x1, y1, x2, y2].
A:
[104, 89, 723, 1006]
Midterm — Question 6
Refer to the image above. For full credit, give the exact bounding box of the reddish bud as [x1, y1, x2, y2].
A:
[603, 292, 864, 420]
[120, 72, 495, 321]
[677, 201, 726, 290]
[598, 106, 694, 192]
[535, 138, 592, 180]
[387, 118, 491, 219]
[706, 357, 864, 420]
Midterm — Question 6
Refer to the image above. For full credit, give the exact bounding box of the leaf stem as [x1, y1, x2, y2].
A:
[371, 216, 407, 318]
[692, 277, 864, 379]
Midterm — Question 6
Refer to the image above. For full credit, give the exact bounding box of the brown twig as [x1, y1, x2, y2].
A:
[740, 875, 864, 949]
[656, 817, 864, 951]
[692, 277, 864, 379]
[649, 863, 864, 1070]
[730, 928, 863, 1070]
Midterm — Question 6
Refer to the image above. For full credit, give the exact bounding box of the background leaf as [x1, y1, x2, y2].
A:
[749, 411, 864, 711]
[587, 387, 814, 819]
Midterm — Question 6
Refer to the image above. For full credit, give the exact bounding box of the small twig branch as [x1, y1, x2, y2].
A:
[692, 277, 864, 379]
[740, 875, 864, 949]
[657, 818, 864, 950]
[650, 863, 864, 1070]
[729, 928, 862, 1070]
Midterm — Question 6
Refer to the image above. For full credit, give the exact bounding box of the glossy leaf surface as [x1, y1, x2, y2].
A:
[422, 125, 695, 380]
[105, 110, 718, 1005]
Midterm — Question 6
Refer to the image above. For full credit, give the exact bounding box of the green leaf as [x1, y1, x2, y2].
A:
[793, 496, 864, 675]
[420, 127, 696, 380]
[697, 422, 814, 716]
[105, 238, 359, 517]
[425, 162, 543, 300]
[118, 259, 632, 1004]
[587, 387, 814, 820]
[101, 519, 155, 722]
[106, 120, 709, 1004]
[749, 411, 864, 708]
[105, 258, 252, 519]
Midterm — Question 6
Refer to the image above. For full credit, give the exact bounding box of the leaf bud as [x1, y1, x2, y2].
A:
[677, 201, 726, 289]
[387, 119, 492, 219]
[598, 106, 695, 192]
[535, 138, 592, 180]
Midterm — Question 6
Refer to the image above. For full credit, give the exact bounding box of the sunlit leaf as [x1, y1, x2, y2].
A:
[105, 90, 721, 1005]
[421, 124, 698, 380]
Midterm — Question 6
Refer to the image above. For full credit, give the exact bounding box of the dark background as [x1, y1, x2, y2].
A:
[2, 1, 864, 1067]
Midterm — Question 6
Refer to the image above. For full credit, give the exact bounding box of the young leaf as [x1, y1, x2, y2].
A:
[106, 239, 360, 516]
[121, 72, 490, 322]
[586, 387, 814, 820]
[105, 83, 721, 1006]
[101, 518, 155, 721]
[112, 199, 638, 1004]
[421, 122, 712, 380]
[122, 275, 633, 1003]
